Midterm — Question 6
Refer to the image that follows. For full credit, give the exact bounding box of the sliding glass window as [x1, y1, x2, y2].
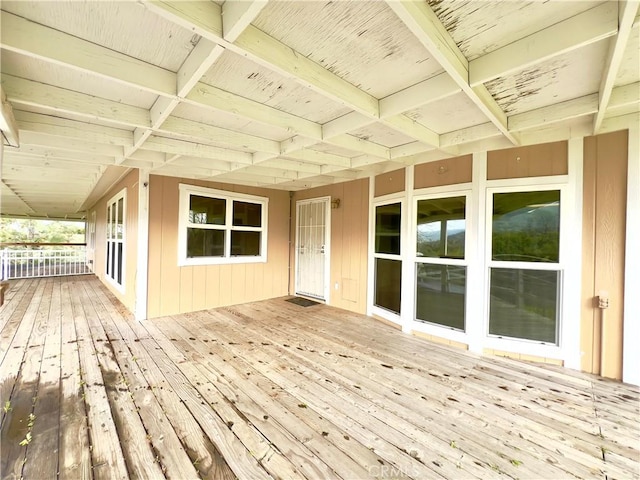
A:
[415, 195, 467, 331]
[488, 189, 561, 344]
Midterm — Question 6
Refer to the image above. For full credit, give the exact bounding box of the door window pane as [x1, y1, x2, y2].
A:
[416, 197, 465, 259]
[233, 201, 262, 227]
[416, 264, 466, 330]
[489, 268, 559, 344]
[117, 243, 123, 285]
[375, 203, 401, 255]
[106, 205, 112, 239]
[492, 191, 560, 262]
[189, 195, 226, 225]
[231, 231, 261, 256]
[187, 228, 224, 257]
[375, 258, 402, 314]
[117, 198, 124, 239]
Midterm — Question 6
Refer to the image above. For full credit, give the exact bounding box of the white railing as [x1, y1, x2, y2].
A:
[1, 247, 92, 280]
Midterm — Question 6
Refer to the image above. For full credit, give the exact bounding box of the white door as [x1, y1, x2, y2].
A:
[296, 197, 330, 300]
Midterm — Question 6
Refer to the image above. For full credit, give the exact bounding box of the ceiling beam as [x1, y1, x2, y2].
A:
[142, 1, 443, 149]
[441, 123, 501, 147]
[228, 165, 300, 180]
[594, 0, 640, 133]
[167, 155, 237, 172]
[178, 42, 225, 98]
[3, 74, 151, 128]
[327, 135, 389, 159]
[385, 0, 518, 145]
[389, 142, 438, 160]
[159, 116, 280, 154]
[508, 94, 599, 132]
[235, 25, 380, 118]
[1, 6, 388, 161]
[0, 11, 176, 96]
[2, 155, 103, 172]
[322, 112, 372, 139]
[222, 0, 270, 42]
[144, 1, 224, 38]
[258, 158, 323, 174]
[125, 41, 225, 159]
[186, 82, 320, 139]
[379, 73, 460, 117]
[213, 171, 281, 185]
[7, 3, 385, 164]
[608, 81, 640, 110]
[4, 75, 284, 155]
[6, 145, 118, 166]
[284, 149, 352, 168]
[14, 110, 133, 146]
[383, 114, 439, 146]
[469, 3, 618, 87]
[0, 86, 20, 147]
[143, 135, 253, 164]
[18, 131, 124, 157]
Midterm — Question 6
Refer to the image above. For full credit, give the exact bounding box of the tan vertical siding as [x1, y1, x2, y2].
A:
[146, 175, 290, 318]
[147, 173, 163, 318]
[292, 178, 369, 314]
[89, 169, 139, 312]
[374, 168, 405, 197]
[414, 155, 472, 189]
[487, 141, 568, 179]
[581, 130, 628, 380]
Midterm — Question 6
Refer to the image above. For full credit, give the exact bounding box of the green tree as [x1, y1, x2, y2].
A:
[0, 219, 85, 247]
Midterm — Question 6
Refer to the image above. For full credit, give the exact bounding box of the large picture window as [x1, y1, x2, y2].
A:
[488, 189, 561, 344]
[106, 189, 125, 290]
[415, 195, 467, 331]
[178, 185, 268, 265]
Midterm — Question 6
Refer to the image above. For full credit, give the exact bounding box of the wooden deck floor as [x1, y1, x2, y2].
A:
[1, 276, 639, 480]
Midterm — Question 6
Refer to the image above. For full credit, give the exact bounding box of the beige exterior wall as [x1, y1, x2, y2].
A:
[146, 175, 290, 318]
[487, 140, 568, 179]
[581, 130, 628, 380]
[374, 168, 405, 197]
[89, 169, 139, 312]
[292, 179, 369, 314]
[414, 154, 472, 189]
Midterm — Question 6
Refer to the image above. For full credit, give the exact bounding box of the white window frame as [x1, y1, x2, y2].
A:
[178, 184, 268, 266]
[411, 188, 472, 344]
[105, 188, 126, 293]
[370, 194, 405, 325]
[484, 180, 570, 358]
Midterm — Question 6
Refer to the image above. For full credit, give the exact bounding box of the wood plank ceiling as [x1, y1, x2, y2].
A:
[0, 0, 638, 219]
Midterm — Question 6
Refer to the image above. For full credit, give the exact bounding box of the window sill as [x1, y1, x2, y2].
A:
[178, 256, 267, 267]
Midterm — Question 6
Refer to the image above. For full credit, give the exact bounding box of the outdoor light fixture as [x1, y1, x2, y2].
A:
[331, 198, 341, 209]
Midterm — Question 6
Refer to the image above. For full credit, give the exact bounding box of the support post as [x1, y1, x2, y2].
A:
[623, 123, 640, 385]
[135, 169, 150, 321]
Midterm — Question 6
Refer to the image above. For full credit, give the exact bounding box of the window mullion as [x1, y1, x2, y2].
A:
[226, 199, 233, 258]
